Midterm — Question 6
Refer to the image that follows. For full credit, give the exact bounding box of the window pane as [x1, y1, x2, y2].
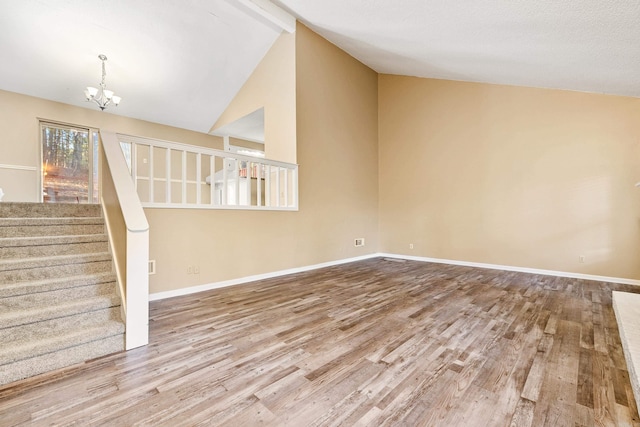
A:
[120, 142, 132, 173]
[42, 124, 90, 203]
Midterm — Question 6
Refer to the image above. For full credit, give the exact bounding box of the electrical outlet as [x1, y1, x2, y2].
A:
[409, 243, 414, 249]
[354, 238, 365, 247]
[187, 266, 193, 274]
[579, 255, 585, 263]
[194, 265, 200, 274]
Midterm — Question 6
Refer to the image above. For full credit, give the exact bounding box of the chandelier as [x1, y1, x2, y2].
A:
[84, 54, 121, 110]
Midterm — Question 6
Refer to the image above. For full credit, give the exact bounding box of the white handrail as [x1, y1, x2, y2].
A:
[101, 130, 149, 350]
[102, 132, 149, 233]
[120, 134, 297, 169]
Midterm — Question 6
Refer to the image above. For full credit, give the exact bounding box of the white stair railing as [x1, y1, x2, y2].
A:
[118, 135, 298, 211]
[100, 130, 149, 350]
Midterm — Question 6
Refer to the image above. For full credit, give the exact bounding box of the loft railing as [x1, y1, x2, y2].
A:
[117, 134, 298, 211]
[100, 130, 149, 350]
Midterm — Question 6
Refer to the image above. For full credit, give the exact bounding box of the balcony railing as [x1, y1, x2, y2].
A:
[117, 134, 298, 210]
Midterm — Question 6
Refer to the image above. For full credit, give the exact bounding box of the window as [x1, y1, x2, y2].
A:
[40, 121, 100, 203]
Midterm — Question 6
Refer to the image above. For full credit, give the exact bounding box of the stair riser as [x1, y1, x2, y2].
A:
[0, 224, 104, 238]
[1, 282, 117, 311]
[0, 334, 124, 386]
[0, 307, 122, 343]
[0, 273, 116, 299]
[0, 307, 124, 365]
[0, 203, 102, 218]
[0, 241, 109, 259]
[0, 296, 121, 329]
[0, 261, 112, 284]
[0, 253, 111, 273]
[0, 323, 125, 367]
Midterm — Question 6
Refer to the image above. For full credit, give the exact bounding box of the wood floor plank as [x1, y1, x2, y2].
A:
[521, 350, 548, 402]
[0, 258, 638, 426]
[509, 398, 535, 427]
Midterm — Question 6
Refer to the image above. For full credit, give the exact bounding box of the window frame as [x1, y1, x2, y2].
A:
[39, 120, 101, 203]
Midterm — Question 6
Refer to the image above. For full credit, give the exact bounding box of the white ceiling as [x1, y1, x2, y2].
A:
[0, 0, 283, 133]
[2, 1, 639, 137]
[212, 107, 265, 142]
[275, 0, 640, 98]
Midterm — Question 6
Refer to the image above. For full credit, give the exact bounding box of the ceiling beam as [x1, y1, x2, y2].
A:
[234, 0, 296, 33]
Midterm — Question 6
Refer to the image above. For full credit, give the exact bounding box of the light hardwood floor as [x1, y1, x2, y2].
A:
[1, 258, 639, 426]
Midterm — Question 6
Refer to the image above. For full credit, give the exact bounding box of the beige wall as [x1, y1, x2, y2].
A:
[378, 75, 640, 279]
[229, 137, 264, 152]
[146, 23, 379, 293]
[0, 89, 222, 202]
[211, 31, 296, 163]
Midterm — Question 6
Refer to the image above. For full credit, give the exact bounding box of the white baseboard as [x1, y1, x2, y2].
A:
[149, 252, 640, 301]
[379, 253, 640, 286]
[149, 253, 381, 301]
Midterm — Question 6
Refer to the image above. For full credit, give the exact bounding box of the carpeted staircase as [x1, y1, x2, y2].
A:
[0, 202, 125, 386]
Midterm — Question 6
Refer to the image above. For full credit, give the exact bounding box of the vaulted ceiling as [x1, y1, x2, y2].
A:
[0, 0, 283, 133]
[2, 0, 639, 135]
[275, 0, 640, 98]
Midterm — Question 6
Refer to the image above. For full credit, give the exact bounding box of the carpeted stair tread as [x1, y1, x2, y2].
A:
[0, 318, 124, 366]
[0, 255, 112, 284]
[0, 334, 124, 386]
[0, 234, 108, 262]
[0, 272, 116, 298]
[0, 217, 104, 227]
[0, 307, 122, 343]
[0, 282, 117, 311]
[0, 233, 108, 248]
[0, 239, 108, 258]
[0, 252, 112, 272]
[0, 295, 122, 329]
[0, 202, 102, 218]
[0, 218, 105, 238]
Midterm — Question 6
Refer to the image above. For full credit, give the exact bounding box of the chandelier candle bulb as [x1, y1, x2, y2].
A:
[85, 87, 98, 98]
